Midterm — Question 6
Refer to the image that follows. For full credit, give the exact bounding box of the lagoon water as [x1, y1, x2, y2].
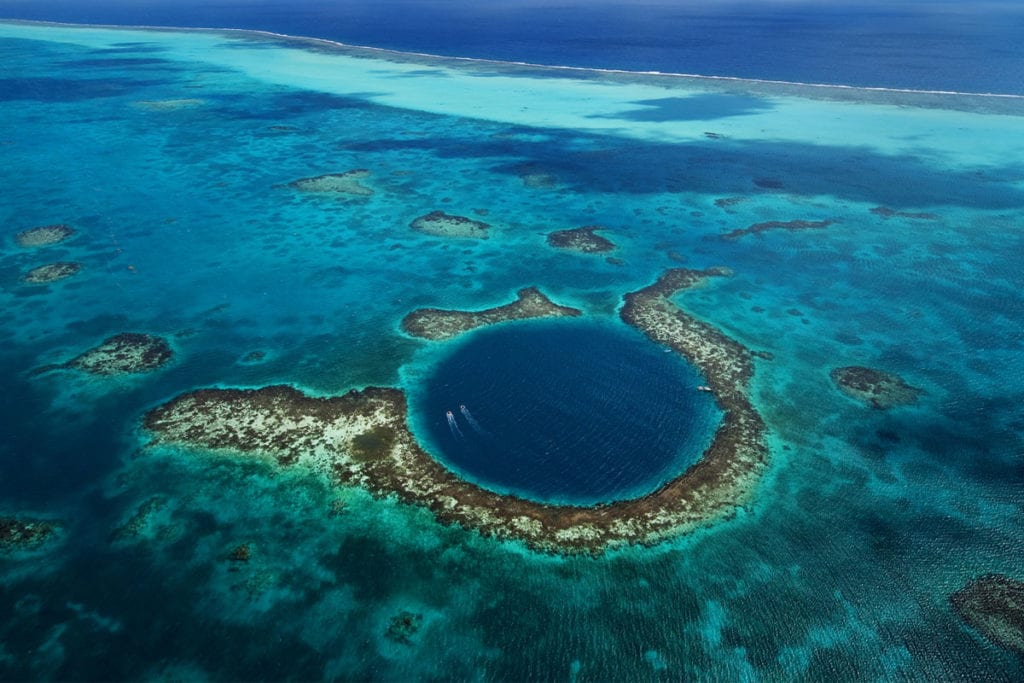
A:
[1, 4, 1023, 681]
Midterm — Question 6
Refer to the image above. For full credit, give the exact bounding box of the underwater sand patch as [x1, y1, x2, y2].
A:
[410, 211, 489, 239]
[950, 574, 1024, 655]
[722, 219, 835, 240]
[546, 226, 616, 254]
[15, 224, 76, 248]
[829, 366, 923, 409]
[288, 170, 374, 196]
[144, 268, 768, 554]
[401, 287, 581, 341]
[35, 333, 173, 377]
[0, 515, 61, 553]
[22, 262, 82, 284]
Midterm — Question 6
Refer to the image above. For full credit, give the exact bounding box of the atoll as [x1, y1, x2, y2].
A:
[15, 224, 76, 248]
[143, 268, 768, 554]
[410, 210, 489, 239]
[401, 287, 581, 341]
[546, 226, 616, 253]
[830, 366, 923, 409]
[23, 262, 82, 284]
[288, 169, 373, 196]
[36, 333, 174, 376]
[0, 515, 60, 553]
[950, 574, 1024, 655]
[722, 219, 835, 240]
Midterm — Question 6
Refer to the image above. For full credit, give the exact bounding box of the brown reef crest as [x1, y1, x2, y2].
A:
[15, 224, 76, 248]
[410, 211, 489, 239]
[288, 169, 373, 196]
[401, 287, 581, 341]
[143, 269, 768, 554]
[950, 574, 1024, 655]
[0, 515, 60, 553]
[546, 226, 616, 253]
[34, 333, 174, 376]
[23, 262, 82, 284]
[723, 219, 835, 240]
[830, 366, 922, 409]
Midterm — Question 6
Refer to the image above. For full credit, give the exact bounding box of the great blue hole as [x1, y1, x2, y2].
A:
[412, 320, 722, 506]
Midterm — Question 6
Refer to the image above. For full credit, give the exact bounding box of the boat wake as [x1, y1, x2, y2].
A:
[446, 410, 464, 440]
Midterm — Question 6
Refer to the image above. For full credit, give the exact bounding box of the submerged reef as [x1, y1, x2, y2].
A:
[830, 366, 923, 409]
[385, 610, 424, 645]
[288, 169, 373, 196]
[870, 206, 939, 220]
[133, 98, 205, 111]
[109, 496, 167, 543]
[950, 574, 1024, 655]
[401, 287, 581, 341]
[15, 224, 76, 248]
[23, 262, 82, 284]
[240, 350, 267, 364]
[0, 516, 60, 553]
[546, 226, 616, 253]
[722, 219, 835, 240]
[144, 268, 767, 553]
[410, 210, 489, 239]
[36, 333, 173, 376]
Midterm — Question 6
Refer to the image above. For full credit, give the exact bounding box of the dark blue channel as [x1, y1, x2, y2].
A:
[413, 320, 721, 506]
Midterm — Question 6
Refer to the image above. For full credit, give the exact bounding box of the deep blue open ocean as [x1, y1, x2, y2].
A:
[1, 1, 1023, 681]
[2, 0, 1024, 94]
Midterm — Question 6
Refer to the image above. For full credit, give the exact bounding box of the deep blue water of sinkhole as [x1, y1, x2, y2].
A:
[412, 320, 723, 506]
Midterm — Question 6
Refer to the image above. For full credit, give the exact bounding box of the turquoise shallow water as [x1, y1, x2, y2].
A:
[0, 21, 1023, 681]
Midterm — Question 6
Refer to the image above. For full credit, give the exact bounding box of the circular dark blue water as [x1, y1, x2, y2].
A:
[412, 320, 721, 506]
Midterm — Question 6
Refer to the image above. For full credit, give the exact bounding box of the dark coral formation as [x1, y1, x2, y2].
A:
[0, 515, 60, 552]
[240, 350, 266, 364]
[546, 226, 616, 254]
[227, 544, 252, 563]
[15, 223, 76, 248]
[143, 269, 768, 554]
[722, 219, 835, 240]
[950, 574, 1024, 655]
[36, 333, 174, 377]
[288, 169, 373, 196]
[385, 611, 423, 645]
[410, 210, 489, 239]
[830, 366, 923, 409]
[23, 262, 82, 284]
[714, 197, 747, 210]
[401, 287, 581, 341]
[870, 206, 939, 220]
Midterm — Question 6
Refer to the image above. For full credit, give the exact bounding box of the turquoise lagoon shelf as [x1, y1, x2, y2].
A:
[1, 19, 1024, 681]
